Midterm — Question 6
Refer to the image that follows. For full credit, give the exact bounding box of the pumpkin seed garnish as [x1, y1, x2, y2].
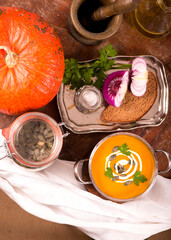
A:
[112, 176, 119, 181]
[112, 146, 119, 152]
[124, 180, 132, 186]
[128, 159, 135, 165]
[117, 164, 126, 174]
[108, 153, 116, 161]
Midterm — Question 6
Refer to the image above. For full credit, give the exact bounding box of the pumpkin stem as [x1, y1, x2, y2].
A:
[0, 46, 18, 68]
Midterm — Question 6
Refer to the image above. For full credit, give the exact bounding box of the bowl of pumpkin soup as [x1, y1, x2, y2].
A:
[74, 132, 171, 202]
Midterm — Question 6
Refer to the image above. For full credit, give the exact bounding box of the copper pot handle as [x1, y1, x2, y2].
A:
[155, 150, 171, 174]
[74, 159, 92, 184]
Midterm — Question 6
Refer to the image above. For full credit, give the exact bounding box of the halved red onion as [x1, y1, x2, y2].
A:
[102, 70, 129, 107]
[130, 57, 148, 97]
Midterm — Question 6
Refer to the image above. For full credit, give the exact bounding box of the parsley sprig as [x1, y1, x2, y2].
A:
[104, 167, 113, 179]
[63, 44, 131, 91]
[118, 143, 131, 156]
[133, 171, 147, 186]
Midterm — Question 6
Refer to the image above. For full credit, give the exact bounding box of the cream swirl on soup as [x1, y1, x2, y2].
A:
[105, 149, 142, 183]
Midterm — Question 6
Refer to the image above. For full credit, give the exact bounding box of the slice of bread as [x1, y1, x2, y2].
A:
[101, 72, 157, 123]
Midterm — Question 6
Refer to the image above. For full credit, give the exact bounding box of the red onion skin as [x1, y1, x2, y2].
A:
[102, 57, 148, 107]
[102, 71, 129, 107]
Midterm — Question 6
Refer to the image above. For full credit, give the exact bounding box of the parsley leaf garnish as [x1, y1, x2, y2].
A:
[63, 44, 131, 91]
[118, 143, 131, 156]
[104, 167, 113, 179]
[133, 171, 147, 186]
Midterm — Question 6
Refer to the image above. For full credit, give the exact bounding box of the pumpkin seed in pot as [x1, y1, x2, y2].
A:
[43, 128, 50, 136]
[34, 149, 40, 157]
[46, 141, 53, 149]
[39, 123, 46, 133]
[37, 134, 46, 142]
[14, 120, 54, 161]
[46, 131, 54, 138]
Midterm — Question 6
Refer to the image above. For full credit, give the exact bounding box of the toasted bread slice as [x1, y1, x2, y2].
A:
[101, 72, 157, 123]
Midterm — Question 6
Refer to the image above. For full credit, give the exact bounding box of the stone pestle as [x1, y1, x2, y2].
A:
[92, 0, 140, 21]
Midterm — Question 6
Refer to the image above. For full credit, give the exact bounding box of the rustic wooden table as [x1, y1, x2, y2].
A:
[0, 0, 170, 179]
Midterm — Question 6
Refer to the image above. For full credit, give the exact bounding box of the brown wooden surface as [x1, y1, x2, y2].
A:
[0, 0, 170, 179]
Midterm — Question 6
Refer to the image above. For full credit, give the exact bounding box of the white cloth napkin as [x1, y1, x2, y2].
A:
[0, 130, 170, 240]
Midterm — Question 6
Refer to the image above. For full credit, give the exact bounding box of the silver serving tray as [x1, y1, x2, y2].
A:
[57, 55, 169, 134]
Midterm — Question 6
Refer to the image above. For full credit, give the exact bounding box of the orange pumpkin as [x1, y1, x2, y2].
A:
[0, 7, 65, 115]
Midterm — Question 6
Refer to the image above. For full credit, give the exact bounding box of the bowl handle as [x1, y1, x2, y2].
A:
[74, 159, 92, 184]
[155, 150, 171, 174]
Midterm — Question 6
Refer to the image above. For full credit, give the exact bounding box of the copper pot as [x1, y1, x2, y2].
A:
[74, 132, 171, 202]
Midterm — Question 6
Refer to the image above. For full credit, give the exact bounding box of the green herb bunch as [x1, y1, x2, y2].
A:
[63, 44, 131, 91]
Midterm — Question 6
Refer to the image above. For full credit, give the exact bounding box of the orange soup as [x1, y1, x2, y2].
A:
[90, 134, 156, 200]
